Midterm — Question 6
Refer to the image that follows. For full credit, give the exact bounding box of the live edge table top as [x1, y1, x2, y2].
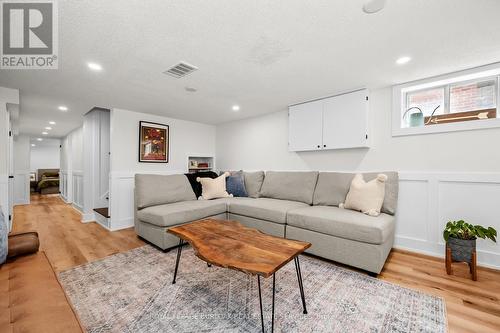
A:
[167, 219, 311, 278]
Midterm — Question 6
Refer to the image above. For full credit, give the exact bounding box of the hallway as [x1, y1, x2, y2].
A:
[12, 194, 144, 272]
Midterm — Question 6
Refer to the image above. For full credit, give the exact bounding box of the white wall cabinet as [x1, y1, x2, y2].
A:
[288, 100, 323, 151]
[289, 89, 370, 151]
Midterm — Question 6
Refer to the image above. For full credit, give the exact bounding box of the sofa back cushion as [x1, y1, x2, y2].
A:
[259, 171, 319, 204]
[243, 171, 265, 198]
[313, 171, 399, 215]
[135, 174, 196, 209]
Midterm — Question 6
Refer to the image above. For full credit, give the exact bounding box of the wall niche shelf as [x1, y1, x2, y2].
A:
[187, 155, 214, 174]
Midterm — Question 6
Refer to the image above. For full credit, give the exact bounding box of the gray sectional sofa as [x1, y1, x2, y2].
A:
[134, 171, 398, 274]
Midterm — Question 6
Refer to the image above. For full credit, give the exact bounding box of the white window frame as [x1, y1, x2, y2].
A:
[392, 63, 500, 137]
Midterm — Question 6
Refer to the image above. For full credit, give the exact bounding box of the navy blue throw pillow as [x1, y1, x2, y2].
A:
[226, 171, 248, 197]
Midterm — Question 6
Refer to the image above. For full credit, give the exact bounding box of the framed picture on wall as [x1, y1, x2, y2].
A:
[138, 121, 169, 163]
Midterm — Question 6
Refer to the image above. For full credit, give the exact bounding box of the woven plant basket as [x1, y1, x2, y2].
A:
[448, 236, 476, 263]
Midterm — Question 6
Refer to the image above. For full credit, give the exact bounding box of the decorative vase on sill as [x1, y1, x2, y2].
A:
[443, 220, 497, 281]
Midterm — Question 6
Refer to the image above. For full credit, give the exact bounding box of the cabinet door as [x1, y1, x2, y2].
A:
[322, 89, 369, 149]
[288, 100, 323, 151]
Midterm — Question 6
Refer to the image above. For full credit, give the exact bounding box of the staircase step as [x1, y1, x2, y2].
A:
[93, 207, 110, 218]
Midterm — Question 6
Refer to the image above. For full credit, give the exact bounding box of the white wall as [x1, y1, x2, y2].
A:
[0, 87, 19, 227]
[60, 127, 84, 211]
[108, 108, 216, 230]
[217, 88, 500, 172]
[30, 138, 61, 172]
[216, 87, 500, 269]
[13, 135, 30, 205]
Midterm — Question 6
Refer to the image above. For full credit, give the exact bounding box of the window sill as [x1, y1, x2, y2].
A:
[392, 117, 500, 137]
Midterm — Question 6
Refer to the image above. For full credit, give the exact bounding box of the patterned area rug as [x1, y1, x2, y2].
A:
[58, 245, 447, 333]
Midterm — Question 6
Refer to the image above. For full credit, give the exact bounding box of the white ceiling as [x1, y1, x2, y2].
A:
[1, 0, 500, 138]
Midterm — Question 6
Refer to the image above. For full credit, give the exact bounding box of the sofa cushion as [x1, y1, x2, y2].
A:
[259, 171, 319, 204]
[341, 174, 387, 217]
[135, 174, 196, 209]
[137, 200, 226, 227]
[287, 206, 394, 244]
[243, 171, 265, 198]
[197, 173, 232, 200]
[228, 197, 307, 224]
[226, 171, 248, 197]
[1, 252, 84, 332]
[313, 172, 399, 215]
[185, 171, 219, 198]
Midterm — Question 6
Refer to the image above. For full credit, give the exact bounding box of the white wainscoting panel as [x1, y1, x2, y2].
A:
[0, 175, 9, 230]
[109, 170, 184, 231]
[13, 171, 30, 205]
[395, 172, 500, 269]
[60, 170, 68, 202]
[108, 170, 500, 268]
[72, 171, 84, 212]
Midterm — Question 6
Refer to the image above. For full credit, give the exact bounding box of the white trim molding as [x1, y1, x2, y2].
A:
[13, 170, 30, 205]
[395, 172, 500, 269]
[392, 62, 500, 137]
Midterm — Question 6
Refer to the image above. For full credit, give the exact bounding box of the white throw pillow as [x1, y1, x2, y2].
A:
[339, 174, 387, 216]
[196, 172, 233, 200]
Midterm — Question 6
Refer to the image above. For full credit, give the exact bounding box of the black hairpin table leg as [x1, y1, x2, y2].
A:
[257, 273, 277, 333]
[172, 239, 184, 284]
[294, 256, 307, 314]
[257, 275, 265, 333]
[271, 273, 276, 332]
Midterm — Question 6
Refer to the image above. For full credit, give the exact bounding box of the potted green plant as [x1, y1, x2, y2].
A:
[443, 220, 497, 279]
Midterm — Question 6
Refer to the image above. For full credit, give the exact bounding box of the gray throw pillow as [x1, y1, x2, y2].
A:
[0, 209, 7, 264]
[243, 171, 265, 198]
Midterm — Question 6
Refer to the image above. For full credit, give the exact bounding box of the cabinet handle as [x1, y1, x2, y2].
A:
[323, 145, 326, 148]
[317, 145, 320, 148]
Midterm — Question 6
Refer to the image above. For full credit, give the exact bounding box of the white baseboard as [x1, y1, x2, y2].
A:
[81, 212, 95, 223]
[109, 217, 134, 231]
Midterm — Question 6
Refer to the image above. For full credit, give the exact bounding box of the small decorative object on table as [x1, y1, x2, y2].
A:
[443, 220, 497, 281]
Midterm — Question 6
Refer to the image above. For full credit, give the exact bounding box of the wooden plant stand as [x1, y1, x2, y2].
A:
[446, 245, 477, 281]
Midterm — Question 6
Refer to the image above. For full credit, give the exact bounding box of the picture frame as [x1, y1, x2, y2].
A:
[138, 121, 169, 163]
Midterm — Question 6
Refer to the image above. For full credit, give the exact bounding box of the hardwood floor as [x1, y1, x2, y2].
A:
[12, 194, 144, 272]
[12, 194, 500, 333]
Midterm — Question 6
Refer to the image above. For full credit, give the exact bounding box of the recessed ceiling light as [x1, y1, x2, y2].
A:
[45, 126, 52, 130]
[396, 56, 411, 65]
[232, 105, 240, 111]
[37, 138, 43, 141]
[42, 131, 48, 135]
[58, 106, 68, 111]
[49, 121, 56, 125]
[363, 0, 386, 14]
[31, 144, 36, 147]
[87, 62, 103, 71]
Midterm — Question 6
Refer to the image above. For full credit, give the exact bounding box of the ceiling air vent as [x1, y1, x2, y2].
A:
[163, 61, 198, 78]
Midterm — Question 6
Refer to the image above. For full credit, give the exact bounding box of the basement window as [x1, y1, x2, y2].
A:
[392, 64, 500, 136]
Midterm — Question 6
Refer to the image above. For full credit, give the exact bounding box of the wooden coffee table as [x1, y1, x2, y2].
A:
[167, 218, 311, 333]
